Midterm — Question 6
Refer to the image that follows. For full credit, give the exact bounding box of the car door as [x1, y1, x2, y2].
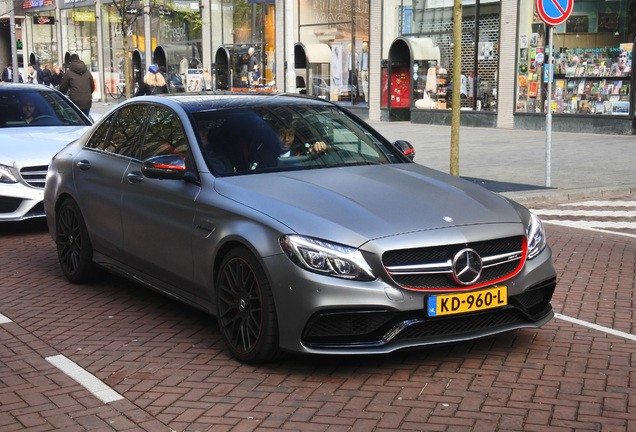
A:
[120, 105, 200, 297]
[72, 104, 149, 258]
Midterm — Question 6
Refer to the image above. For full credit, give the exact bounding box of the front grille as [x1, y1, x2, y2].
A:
[383, 236, 525, 290]
[20, 165, 48, 188]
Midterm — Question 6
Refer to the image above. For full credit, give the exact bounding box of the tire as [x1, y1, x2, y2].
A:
[55, 198, 97, 283]
[216, 247, 280, 363]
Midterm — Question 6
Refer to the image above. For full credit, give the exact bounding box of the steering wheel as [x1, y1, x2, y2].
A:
[29, 115, 56, 125]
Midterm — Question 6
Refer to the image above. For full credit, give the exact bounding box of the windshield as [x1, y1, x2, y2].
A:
[193, 104, 401, 176]
[0, 89, 88, 128]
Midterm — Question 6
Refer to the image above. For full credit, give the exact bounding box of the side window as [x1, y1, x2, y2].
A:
[104, 104, 149, 157]
[141, 106, 188, 161]
[86, 114, 114, 150]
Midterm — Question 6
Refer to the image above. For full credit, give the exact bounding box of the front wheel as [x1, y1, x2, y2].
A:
[55, 198, 97, 283]
[216, 247, 280, 363]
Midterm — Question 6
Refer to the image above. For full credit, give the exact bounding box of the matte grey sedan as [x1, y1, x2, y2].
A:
[44, 94, 556, 363]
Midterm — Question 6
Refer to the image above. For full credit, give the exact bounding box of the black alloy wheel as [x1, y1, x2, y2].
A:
[216, 247, 279, 364]
[55, 198, 96, 284]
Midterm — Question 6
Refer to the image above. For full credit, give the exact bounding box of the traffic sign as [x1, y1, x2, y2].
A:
[535, 0, 574, 27]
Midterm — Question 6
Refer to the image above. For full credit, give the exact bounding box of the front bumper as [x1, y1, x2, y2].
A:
[265, 226, 557, 356]
[301, 277, 555, 350]
[0, 184, 45, 221]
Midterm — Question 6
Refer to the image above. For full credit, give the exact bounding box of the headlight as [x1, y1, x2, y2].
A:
[0, 164, 19, 184]
[527, 212, 547, 259]
[280, 235, 375, 281]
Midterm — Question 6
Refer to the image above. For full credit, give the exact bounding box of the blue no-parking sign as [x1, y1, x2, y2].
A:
[535, 0, 574, 27]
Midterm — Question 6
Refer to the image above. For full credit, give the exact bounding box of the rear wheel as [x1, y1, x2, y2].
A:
[55, 198, 97, 283]
[216, 247, 280, 363]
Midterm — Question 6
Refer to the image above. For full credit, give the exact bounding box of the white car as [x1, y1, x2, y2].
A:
[0, 83, 93, 221]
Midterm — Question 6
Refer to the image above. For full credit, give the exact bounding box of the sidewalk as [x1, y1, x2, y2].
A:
[91, 101, 636, 205]
[369, 120, 636, 204]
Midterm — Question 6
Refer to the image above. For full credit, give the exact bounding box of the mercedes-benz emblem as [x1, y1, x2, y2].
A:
[452, 248, 483, 285]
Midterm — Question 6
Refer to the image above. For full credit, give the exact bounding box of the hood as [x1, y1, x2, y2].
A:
[69, 60, 88, 75]
[0, 126, 88, 166]
[214, 164, 523, 247]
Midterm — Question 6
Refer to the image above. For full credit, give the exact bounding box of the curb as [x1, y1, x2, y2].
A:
[500, 184, 636, 206]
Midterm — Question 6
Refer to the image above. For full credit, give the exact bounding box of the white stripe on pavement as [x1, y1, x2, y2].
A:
[45, 354, 125, 404]
[558, 201, 636, 207]
[543, 220, 636, 238]
[532, 209, 636, 217]
[0, 313, 12, 324]
[555, 313, 636, 342]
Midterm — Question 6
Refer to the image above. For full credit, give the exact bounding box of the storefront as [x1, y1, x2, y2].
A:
[60, 0, 99, 97]
[100, 2, 144, 98]
[381, 0, 501, 126]
[153, 1, 203, 92]
[515, 0, 635, 134]
[212, 0, 275, 92]
[296, 0, 370, 105]
[23, 1, 57, 72]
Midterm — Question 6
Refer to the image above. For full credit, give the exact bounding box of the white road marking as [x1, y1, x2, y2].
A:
[558, 201, 636, 207]
[555, 313, 636, 342]
[541, 220, 636, 238]
[542, 220, 636, 229]
[532, 209, 636, 217]
[45, 354, 124, 403]
[0, 313, 12, 324]
[532, 200, 636, 238]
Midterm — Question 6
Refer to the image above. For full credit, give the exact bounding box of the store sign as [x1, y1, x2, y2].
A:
[535, 0, 574, 27]
[59, 0, 94, 10]
[24, 0, 53, 9]
[33, 15, 55, 24]
[72, 11, 95, 22]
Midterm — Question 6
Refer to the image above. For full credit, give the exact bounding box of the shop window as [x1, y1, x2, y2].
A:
[516, 0, 633, 116]
[396, 1, 500, 112]
[297, 1, 370, 104]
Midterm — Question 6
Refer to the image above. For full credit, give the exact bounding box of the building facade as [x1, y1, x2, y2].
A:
[1, 0, 634, 134]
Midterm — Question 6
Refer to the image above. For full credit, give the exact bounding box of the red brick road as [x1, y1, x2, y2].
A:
[1, 217, 635, 431]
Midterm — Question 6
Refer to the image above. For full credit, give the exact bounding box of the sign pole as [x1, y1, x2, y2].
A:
[535, 0, 573, 187]
[545, 25, 553, 187]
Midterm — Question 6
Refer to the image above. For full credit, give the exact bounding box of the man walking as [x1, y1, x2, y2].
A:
[2, 63, 13, 82]
[59, 54, 95, 116]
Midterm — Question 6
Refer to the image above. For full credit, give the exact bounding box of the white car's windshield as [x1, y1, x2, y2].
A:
[0, 89, 88, 128]
[193, 105, 401, 176]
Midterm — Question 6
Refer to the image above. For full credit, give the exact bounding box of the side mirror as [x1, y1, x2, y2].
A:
[142, 154, 190, 180]
[393, 140, 415, 160]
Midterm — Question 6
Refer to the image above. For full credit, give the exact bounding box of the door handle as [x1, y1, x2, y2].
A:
[127, 171, 144, 184]
[77, 160, 91, 171]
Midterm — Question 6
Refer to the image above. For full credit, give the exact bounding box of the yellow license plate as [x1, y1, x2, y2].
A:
[427, 286, 507, 317]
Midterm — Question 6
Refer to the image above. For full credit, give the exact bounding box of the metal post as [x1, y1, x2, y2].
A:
[285, 0, 296, 92]
[545, 25, 553, 187]
[10, 5, 19, 82]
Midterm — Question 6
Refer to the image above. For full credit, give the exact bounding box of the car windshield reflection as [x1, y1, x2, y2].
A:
[193, 105, 401, 176]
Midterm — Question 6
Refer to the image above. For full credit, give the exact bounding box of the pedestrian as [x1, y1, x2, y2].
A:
[59, 54, 95, 116]
[34, 62, 44, 84]
[51, 65, 64, 89]
[202, 67, 212, 90]
[134, 65, 168, 96]
[41, 64, 53, 86]
[27, 65, 37, 83]
[2, 63, 13, 82]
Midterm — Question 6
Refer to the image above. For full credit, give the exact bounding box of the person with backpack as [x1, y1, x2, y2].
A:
[135, 65, 168, 96]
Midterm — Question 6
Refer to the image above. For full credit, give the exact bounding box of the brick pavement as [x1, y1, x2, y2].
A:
[1, 218, 635, 431]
